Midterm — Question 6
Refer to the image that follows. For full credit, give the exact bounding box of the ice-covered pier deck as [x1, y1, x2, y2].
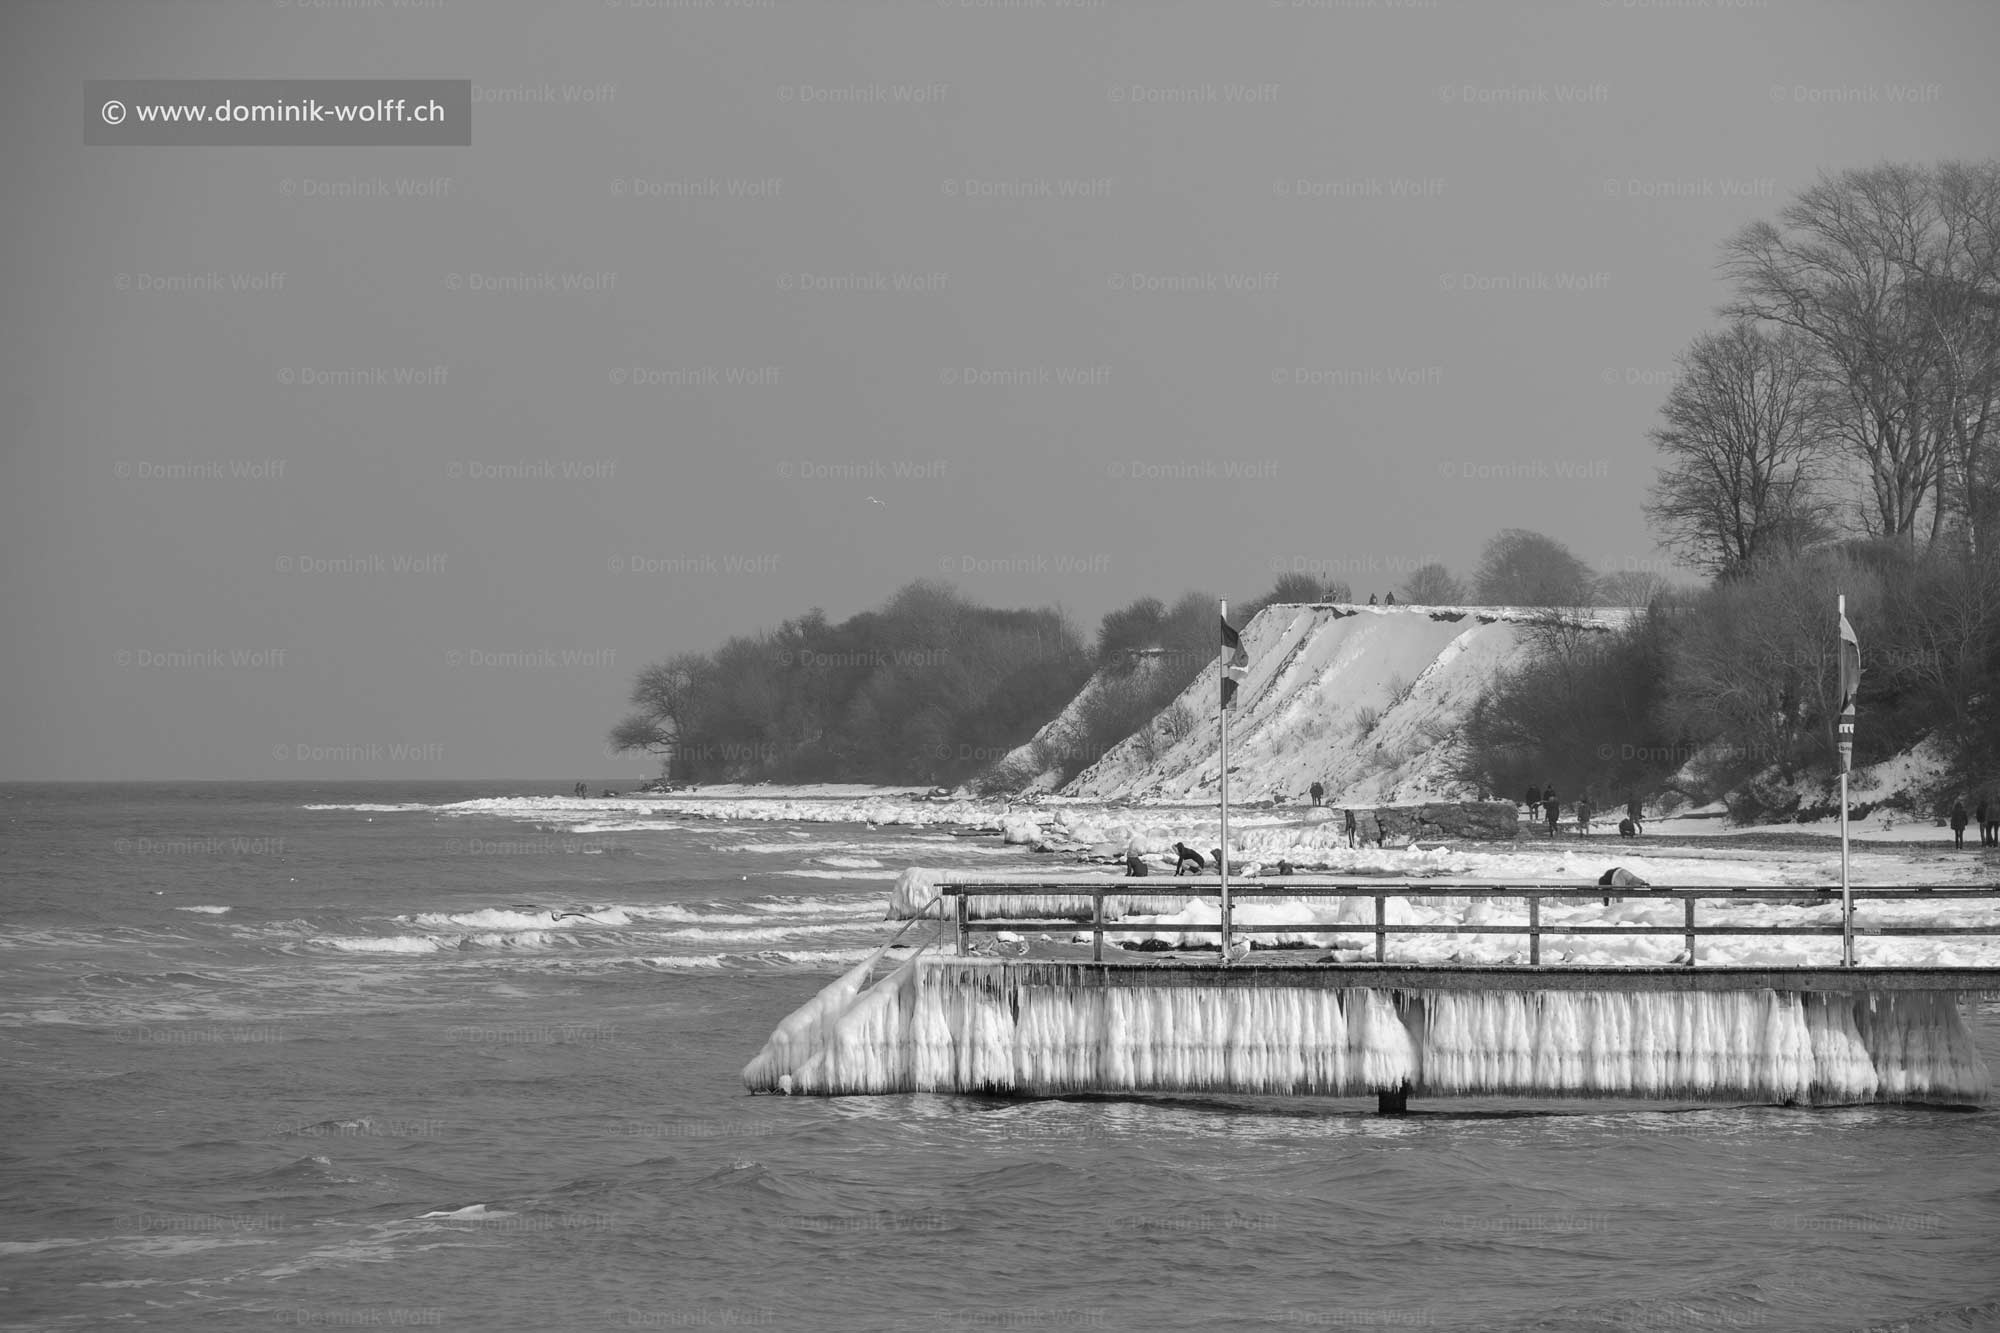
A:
[743, 879, 1999, 1106]
[960, 960, 2000, 995]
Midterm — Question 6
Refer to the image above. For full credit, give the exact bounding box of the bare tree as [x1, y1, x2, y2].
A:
[1722, 163, 2000, 546]
[1472, 530, 1596, 607]
[1595, 569, 1671, 608]
[1399, 562, 1466, 605]
[1909, 162, 2000, 555]
[1644, 322, 1832, 576]
[609, 652, 713, 772]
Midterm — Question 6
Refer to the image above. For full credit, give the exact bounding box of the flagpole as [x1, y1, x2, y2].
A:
[1219, 600, 1232, 967]
[1839, 593, 1853, 968]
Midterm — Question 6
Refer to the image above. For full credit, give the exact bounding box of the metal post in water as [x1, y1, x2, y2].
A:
[1219, 599, 1232, 965]
[1840, 767, 1853, 967]
[1838, 592, 1855, 968]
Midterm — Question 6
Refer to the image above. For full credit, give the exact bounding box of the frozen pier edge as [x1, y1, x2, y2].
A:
[742, 955, 1994, 1107]
[744, 879, 2000, 1108]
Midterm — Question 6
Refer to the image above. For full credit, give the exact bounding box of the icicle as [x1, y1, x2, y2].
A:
[744, 960, 1992, 1104]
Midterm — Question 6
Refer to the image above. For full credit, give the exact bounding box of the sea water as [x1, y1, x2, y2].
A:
[1, 782, 1995, 1331]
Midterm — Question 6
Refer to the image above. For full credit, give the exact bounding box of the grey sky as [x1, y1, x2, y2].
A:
[4, 0, 1996, 780]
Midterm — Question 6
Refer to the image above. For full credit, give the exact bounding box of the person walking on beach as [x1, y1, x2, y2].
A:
[1343, 808, 1358, 849]
[1575, 796, 1593, 836]
[1310, 781, 1325, 807]
[1979, 793, 1995, 848]
[1542, 788, 1560, 838]
[1526, 784, 1541, 814]
[1950, 799, 1969, 850]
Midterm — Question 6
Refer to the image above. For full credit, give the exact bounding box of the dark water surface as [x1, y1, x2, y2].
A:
[2, 782, 1996, 1332]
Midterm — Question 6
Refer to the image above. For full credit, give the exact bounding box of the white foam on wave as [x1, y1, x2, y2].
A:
[411, 908, 631, 931]
[746, 896, 881, 917]
[568, 821, 688, 833]
[639, 955, 726, 970]
[312, 935, 444, 954]
[816, 856, 886, 869]
[779, 869, 901, 881]
[660, 923, 875, 943]
[300, 803, 433, 813]
[174, 905, 233, 914]
[0, 1238, 93, 1256]
[418, 1204, 514, 1220]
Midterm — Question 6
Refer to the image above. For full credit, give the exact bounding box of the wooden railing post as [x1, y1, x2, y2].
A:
[1374, 894, 1386, 963]
[1092, 887, 1105, 963]
[954, 891, 968, 957]
[1528, 895, 1540, 966]
[1683, 897, 1696, 966]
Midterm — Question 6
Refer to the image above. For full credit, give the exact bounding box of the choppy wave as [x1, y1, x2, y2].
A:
[311, 935, 445, 954]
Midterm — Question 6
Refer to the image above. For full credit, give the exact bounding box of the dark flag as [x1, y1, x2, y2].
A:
[1221, 615, 1249, 709]
[1837, 603, 1860, 772]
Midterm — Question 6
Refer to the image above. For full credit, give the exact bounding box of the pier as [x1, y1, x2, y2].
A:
[746, 879, 2000, 1108]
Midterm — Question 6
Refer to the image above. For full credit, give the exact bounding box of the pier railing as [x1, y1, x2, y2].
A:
[939, 880, 2000, 968]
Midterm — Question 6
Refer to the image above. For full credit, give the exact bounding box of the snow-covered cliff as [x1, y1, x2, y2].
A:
[1058, 603, 1630, 805]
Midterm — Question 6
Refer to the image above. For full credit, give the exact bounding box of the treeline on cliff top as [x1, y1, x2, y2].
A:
[606, 574, 1339, 789]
